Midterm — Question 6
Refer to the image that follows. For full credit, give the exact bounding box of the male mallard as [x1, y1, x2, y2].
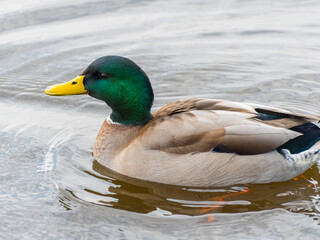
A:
[45, 56, 320, 187]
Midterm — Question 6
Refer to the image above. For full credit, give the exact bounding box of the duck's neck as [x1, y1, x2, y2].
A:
[106, 74, 154, 126]
[110, 108, 153, 126]
[107, 86, 154, 126]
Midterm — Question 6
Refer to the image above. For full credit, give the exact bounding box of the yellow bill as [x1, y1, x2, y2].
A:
[45, 75, 88, 96]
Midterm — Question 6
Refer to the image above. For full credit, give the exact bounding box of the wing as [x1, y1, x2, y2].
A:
[134, 98, 318, 155]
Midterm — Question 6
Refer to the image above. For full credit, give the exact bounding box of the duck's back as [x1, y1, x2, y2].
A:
[135, 98, 320, 156]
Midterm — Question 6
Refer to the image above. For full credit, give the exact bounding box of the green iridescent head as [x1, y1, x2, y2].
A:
[45, 56, 154, 125]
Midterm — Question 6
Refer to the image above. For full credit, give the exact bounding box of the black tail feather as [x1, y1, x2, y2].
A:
[277, 122, 320, 154]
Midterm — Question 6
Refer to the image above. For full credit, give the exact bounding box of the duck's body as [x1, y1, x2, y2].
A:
[93, 98, 320, 187]
[45, 56, 320, 187]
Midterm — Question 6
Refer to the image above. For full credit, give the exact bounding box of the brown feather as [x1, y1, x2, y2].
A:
[134, 98, 313, 155]
[156, 128, 226, 154]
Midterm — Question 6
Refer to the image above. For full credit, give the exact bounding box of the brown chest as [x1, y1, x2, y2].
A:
[93, 120, 141, 161]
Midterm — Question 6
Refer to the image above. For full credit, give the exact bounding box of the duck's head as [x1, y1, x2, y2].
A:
[45, 56, 154, 125]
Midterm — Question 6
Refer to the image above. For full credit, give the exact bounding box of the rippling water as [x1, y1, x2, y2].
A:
[1, 0, 320, 239]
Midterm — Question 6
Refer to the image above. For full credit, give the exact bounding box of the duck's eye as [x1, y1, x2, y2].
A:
[99, 73, 109, 79]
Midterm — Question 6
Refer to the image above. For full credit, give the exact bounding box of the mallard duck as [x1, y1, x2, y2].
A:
[45, 56, 320, 187]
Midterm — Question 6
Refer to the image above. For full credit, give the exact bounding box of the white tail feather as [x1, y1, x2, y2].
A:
[281, 148, 320, 172]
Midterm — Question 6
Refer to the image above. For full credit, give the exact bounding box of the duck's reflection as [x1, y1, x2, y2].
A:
[60, 160, 320, 216]
[92, 160, 229, 215]
[90, 160, 320, 215]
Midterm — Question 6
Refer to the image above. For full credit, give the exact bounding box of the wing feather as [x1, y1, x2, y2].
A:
[134, 98, 316, 155]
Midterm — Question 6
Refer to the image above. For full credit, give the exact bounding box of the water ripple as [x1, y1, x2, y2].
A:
[1, 0, 320, 238]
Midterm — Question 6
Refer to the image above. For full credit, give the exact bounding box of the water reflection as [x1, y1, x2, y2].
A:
[58, 156, 320, 217]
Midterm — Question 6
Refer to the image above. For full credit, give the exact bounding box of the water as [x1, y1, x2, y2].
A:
[1, 0, 320, 239]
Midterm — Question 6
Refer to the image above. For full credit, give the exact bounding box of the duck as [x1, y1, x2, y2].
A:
[45, 56, 320, 187]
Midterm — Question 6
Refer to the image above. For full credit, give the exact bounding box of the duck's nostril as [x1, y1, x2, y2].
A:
[71, 81, 77, 85]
